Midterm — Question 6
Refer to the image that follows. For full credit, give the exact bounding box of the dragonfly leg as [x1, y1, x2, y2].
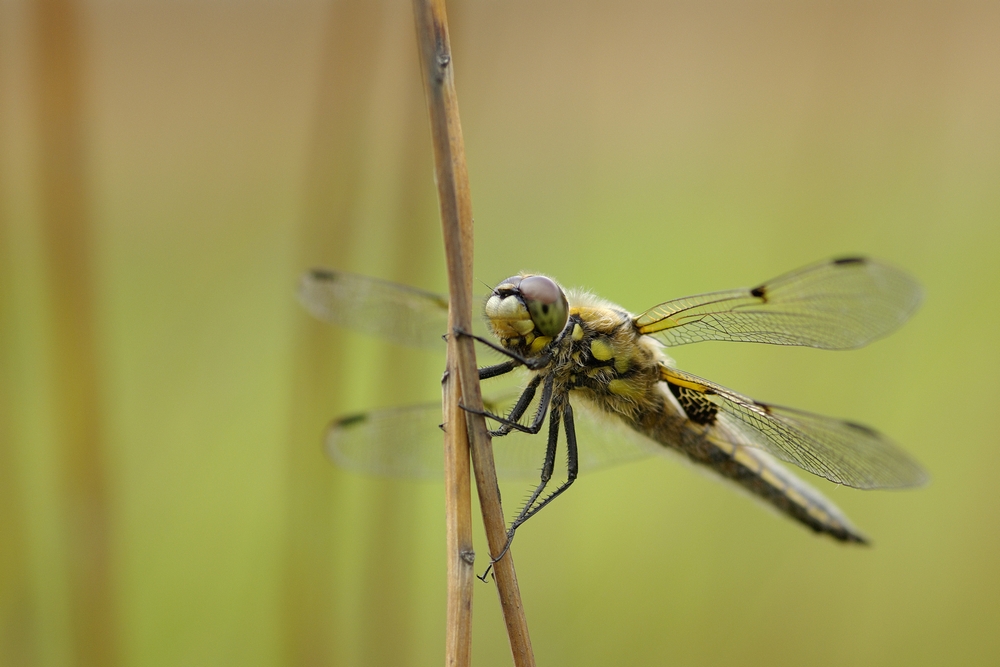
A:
[461, 373, 553, 436]
[511, 399, 562, 529]
[453, 327, 552, 370]
[484, 400, 579, 576]
[479, 359, 519, 380]
[486, 375, 541, 437]
[511, 400, 578, 531]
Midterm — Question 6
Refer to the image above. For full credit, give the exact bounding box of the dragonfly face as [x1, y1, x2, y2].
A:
[299, 257, 927, 546]
[485, 275, 571, 346]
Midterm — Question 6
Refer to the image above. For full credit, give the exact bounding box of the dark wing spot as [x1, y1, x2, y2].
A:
[310, 268, 337, 281]
[843, 420, 878, 436]
[833, 256, 866, 266]
[335, 413, 367, 428]
[667, 382, 718, 426]
[750, 285, 767, 300]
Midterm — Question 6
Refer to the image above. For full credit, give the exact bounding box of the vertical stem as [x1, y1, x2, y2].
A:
[410, 2, 536, 666]
[282, 3, 382, 665]
[33, 0, 119, 665]
[412, 3, 474, 663]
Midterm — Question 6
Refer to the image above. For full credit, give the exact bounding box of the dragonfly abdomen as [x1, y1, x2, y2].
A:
[636, 393, 868, 544]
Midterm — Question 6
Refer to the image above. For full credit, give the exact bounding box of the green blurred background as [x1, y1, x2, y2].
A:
[2, 1, 998, 666]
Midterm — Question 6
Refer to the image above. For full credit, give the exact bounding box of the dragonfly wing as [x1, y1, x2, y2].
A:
[326, 395, 651, 481]
[298, 269, 450, 349]
[660, 366, 928, 489]
[326, 403, 447, 479]
[636, 257, 922, 349]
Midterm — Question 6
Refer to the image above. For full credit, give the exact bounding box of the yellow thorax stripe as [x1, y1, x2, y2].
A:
[636, 315, 680, 334]
[659, 367, 711, 393]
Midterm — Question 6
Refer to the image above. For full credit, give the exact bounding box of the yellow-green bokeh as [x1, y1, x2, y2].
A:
[2, 1, 998, 666]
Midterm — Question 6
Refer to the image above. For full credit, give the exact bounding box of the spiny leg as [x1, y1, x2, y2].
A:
[457, 321, 568, 434]
[479, 400, 561, 579]
[466, 333, 548, 435]
[456, 329, 551, 369]
[463, 372, 554, 436]
[459, 340, 538, 435]
[484, 400, 581, 578]
[442, 356, 517, 387]
[453, 327, 554, 370]
[509, 400, 578, 533]
[488, 374, 540, 437]
[479, 359, 519, 380]
[512, 399, 562, 526]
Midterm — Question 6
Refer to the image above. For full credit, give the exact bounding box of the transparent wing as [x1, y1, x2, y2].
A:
[298, 269, 450, 349]
[635, 257, 922, 349]
[326, 395, 652, 481]
[660, 366, 928, 489]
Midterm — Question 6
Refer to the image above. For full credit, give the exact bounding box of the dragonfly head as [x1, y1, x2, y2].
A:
[485, 274, 570, 347]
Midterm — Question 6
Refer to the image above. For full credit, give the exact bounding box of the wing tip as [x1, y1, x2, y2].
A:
[901, 466, 932, 489]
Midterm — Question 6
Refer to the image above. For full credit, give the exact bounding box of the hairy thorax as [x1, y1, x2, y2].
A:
[515, 290, 675, 425]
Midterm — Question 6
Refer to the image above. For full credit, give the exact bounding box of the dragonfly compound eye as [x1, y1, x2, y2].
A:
[519, 275, 569, 337]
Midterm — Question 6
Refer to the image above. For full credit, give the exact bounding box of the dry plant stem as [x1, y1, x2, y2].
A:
[411, 1, 535, 666]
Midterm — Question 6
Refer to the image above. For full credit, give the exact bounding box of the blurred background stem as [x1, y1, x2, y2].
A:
[33, 0, 119, 664]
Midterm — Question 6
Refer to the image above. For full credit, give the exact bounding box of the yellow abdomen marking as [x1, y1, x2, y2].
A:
[807, 505, 833, 524]
[733, 448, 763, 474]
[784, 487, 808, 509]
[759, 468, 785, 490]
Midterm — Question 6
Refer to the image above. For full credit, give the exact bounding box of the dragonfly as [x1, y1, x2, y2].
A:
[299, 257, 927, 547]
